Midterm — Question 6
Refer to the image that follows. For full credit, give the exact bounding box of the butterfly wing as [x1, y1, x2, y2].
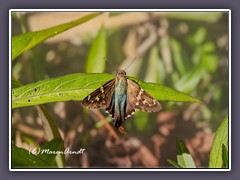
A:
[81, 79, 115, 109]
[126, 79, 162, 114]
[125, 79, 141, 118]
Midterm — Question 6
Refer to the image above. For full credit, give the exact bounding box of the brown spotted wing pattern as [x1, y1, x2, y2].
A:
[81, 70, 162, 133]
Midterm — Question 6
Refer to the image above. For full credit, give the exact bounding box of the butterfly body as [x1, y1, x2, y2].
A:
[81, 70, 162, 133]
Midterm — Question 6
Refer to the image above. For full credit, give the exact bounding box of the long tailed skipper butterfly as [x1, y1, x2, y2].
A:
[81, 69, 162, 134]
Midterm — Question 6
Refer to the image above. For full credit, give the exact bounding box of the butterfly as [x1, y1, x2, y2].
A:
[81, 69, 162, 134]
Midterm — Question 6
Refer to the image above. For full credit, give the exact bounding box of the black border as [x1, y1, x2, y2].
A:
[1, 0, 239, 179]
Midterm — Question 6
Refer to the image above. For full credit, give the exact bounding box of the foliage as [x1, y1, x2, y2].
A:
[11, 12, 228, 168]
[167, 139, 196, 168]
[12, 138, 63, 168]
[168, 116, 229, 168]
[209, 115, 229, 168]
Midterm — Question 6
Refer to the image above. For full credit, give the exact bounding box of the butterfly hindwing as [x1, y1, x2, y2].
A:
[81, 79, 115, 109]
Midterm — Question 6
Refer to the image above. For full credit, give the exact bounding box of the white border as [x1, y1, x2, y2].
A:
[9, 9, 231, 171]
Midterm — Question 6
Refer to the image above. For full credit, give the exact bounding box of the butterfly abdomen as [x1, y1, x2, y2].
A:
[113, 76, 128, 128]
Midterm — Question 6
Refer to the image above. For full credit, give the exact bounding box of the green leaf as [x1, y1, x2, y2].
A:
[222, 144, 228, 168]
[174, 65, 205, 93]
[12, 78, 65, 167]
[202, 41, 216, 53]
[12, 73, 200, 109]
[209, 115, 228, 168]
[201, 54, 218, 72]
[12, 144, 51, 168]
[12, 73, 112, 108]
[176, 139, 196, 168]
[37, 138, 64, 166]
[144, 45, 161, 83]
[192, 27, 207, 45]
[12, 12, 101, 60]
[167, 159, 183, 168]
[86, 26, 107, 73]
[171, 38, 186, 75]
[130, 76, 201, 103]
[163, 12, 222, 23]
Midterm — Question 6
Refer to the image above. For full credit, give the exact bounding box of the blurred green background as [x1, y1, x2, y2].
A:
[12, 12, 229, 168]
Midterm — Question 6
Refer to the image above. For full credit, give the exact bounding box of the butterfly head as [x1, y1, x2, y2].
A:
[116, 70, 126, 79]
[116, 69, 126, 76]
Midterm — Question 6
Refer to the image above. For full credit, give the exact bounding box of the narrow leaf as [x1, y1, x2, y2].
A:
[12, 12, 101, 60]
[12, 73, 200, 109]
[174, 65, 205, 93]
[144, 45, 160, 83]
[176, 139, 196, 168]
[129, 76, 201, 103]
[167, 159, 183, 168]
[164, 12, 222, 23]
[12, 73, 113, 108]
[86, 26, 107, 73]
[209, 115, 228, 168]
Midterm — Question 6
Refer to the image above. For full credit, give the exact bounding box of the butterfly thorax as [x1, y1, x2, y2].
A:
[115, 70, 128, 95]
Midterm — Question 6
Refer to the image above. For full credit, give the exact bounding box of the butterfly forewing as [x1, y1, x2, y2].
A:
[81, 79, 115, 109]
[125, 79, 141, 118]
[81, 70, 162, 134]
[127, 79, 162, 113]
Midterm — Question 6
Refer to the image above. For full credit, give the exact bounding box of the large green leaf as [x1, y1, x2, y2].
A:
[12, 144, 51, 168]
[12, 73, 200, 109]
[209, 115, 228, 168]
[12, 12, 101, 60]
[12, 138, 64, 168]
[11, 77, 65, 167]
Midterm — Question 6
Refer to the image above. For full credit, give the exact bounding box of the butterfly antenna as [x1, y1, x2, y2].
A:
[124, 56, 137, 71]
[105, 57, 118, 71]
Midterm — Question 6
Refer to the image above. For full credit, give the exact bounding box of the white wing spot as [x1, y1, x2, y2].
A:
[153, 99, 156, 105]
[100, 86, 104, 93]
[137, 89, 144, 101]
[143, 100, 147, 104]
[87, 95, 91, 100]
